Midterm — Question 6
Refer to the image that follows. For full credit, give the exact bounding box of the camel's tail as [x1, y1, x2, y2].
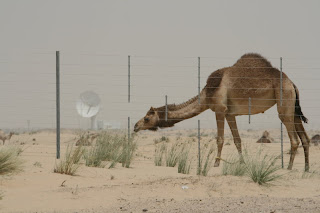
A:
[293, 84, 308, 123]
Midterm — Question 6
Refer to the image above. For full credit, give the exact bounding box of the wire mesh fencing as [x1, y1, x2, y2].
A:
[0, 51, 319, 170]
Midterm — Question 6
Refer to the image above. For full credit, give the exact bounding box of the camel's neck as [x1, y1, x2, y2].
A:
[157, 91, 208, 128]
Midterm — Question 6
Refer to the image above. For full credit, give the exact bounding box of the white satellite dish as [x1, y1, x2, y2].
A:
[76, 91, 101, 130]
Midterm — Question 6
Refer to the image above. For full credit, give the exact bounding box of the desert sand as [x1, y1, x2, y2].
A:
[1, 129, 320, 213]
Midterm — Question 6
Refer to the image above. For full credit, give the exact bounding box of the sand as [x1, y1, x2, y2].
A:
[1, 129, 320, 213]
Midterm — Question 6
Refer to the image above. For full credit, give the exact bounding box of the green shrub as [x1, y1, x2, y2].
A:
[222, 154, 246, 176]
[222, 149, 283, 185]
[154, 136, 170, 144]
[244, 150, 282, 185]
[0, 146, 23, 176]
[197, 143, 215, 176]
[165, 141, 181, 167]
[54, 145, 84, 176]
[84, 132, 137, 168]
[178, 144, 192, 174]
[154, 142, 167, 166]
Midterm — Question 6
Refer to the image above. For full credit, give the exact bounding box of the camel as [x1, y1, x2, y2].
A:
[134, 53, 310, 172]
[0, 130, 14, 145]
[311, 134, 320, 146]
[256, 131, 274, 143]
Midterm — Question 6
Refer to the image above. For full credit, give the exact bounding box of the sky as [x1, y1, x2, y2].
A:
[0, 0, 319, 133]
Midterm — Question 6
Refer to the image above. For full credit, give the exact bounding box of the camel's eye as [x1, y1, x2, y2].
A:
[144, 117, 150, 122]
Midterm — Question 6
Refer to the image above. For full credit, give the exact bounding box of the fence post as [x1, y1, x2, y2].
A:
[128, 117, 130, 141]
[198, 57, 200, 104]
[248, 97, 251, 124]
[197, 120, 201, 174]
[165, 95, 168, 121]
[280, 57, 284, 168]
[56, 51, 60, 159]
[128, 55, 131, 103]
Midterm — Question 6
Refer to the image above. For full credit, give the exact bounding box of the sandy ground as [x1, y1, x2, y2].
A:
[1, 129, 320, 213]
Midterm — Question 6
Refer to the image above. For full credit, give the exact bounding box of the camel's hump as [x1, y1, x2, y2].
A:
[233, 53, 273, 68]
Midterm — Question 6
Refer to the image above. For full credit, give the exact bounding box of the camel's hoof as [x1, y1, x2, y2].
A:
[287, 166, 293, 170]
[214, 161, 220, 167]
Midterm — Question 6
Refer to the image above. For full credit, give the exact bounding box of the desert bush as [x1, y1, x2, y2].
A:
[188, 132, 197, 137]
[154, 136, 170, 144]
[0, 146, 24, 176]
[197, 143, 215, 176]
[222, 149, 282, 185]
[54, 145, 84, 176]
[84, 132, 137, 168]
[178, 144, 192, 174]
[119, 137, 137, 168]
[165, 141, 180, 167]
[222, 154, 246, 177]
[244, 150, 282, 185]
[154, 142, 167, 166]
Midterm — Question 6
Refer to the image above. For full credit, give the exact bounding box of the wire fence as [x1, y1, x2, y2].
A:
[1, 51, 319, 169]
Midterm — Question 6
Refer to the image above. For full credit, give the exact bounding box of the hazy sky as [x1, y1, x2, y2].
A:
[0, 0, 319, 133]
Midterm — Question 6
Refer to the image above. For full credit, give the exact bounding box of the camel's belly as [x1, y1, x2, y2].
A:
[227, 89, 276, 116]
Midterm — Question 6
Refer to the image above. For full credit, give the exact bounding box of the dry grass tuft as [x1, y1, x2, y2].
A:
[84, 132, 137, 168]
[178, 143, 192, 174]
[154, 142, 167, 166]
[54, 145, 84, 176]
[222, 148, 282, 185]
[197, 142, 215, 176]
[0, 146, 24, 176]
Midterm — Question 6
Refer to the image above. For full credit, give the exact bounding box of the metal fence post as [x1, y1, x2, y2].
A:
[198, 57, 200, 104]
[198, 120, 201, 174]
[128, 55, 131, 103]
[280, 57, 284, 168]
[248, 97, 251, 124]
[165, 95, 168, 121]
[128, 117, 130, 141]
[56, 51, 60, 159]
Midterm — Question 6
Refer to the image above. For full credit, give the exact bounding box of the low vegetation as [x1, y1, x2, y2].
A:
[197, 143, 215, 176]
[165, 141, 180, 167]
[154, 136, 170, 144]
[222, 149, 282, 185]
[84, 132, 137, 168]
[178, 144, 192, 174]
[244, 150, 282, 185]
[222, 154, 246, 177]
[0, 146, 24, 176]
[154, 142, 167, 166]
[54, 145, 84, 176]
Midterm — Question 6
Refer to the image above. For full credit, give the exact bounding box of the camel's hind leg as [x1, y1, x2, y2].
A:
[295, 116, 310, 172]
[276, 84, 301, 170]
[277, 108, 301, 170]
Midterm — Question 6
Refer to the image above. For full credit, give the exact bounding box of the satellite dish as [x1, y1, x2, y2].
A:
[76, 91, 101, 130]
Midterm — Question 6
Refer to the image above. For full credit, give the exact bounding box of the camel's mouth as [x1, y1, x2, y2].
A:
[133, 123, 140, 132]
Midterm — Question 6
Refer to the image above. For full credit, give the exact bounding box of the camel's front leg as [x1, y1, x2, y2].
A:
[214, 112, 225, 167]
[225, 115, 242, 154]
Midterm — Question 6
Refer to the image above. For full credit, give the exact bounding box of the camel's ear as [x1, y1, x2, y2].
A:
[148, 107, 156, 115]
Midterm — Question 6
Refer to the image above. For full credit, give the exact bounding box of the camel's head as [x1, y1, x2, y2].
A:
[134, 107, 160, 132]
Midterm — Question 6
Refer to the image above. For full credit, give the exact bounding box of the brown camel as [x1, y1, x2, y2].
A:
[0, 130, 14, 145]
[310, 134, 320, 146]
[134, 53, 310, 172]
[256, 131, 274, 143]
